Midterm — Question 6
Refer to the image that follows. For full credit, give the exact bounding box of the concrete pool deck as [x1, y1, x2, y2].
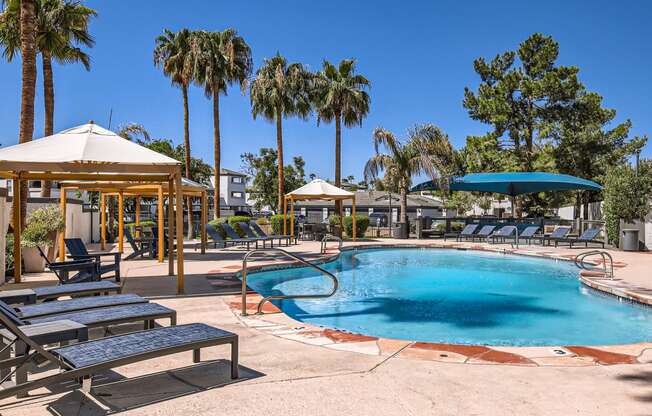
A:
[1, 238, 652, 415]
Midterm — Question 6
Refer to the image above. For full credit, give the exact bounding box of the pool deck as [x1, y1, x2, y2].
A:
[1, 238, 652, 415]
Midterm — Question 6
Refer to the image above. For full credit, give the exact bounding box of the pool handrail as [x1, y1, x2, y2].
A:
[240, 248, 339, 316]
[574, 250, 614, 279]
[321, 234, 343, 254]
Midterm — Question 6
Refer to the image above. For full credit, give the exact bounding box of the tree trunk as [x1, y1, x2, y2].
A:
[399, 183, 408, 224]
[276, 106, 284, 213]
[41, 52, 54, 197]
[182, 84, 194, 239]
[334, 113, 342, 218]
[212, 90, 221, 219]
[17, 0, 37, 228]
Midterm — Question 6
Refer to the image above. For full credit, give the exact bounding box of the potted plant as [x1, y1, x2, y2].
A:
[21, 206, 65, 272]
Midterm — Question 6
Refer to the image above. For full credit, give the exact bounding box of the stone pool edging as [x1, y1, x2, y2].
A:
[216, 242, 652, 367]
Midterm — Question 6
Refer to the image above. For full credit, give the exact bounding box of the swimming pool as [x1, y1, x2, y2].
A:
[245, 248, 652, 346]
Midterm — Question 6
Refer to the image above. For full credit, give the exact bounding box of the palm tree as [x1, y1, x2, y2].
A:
[0, 0, 37, 225]
[250, 53, 312, 213]
[313, 59, 370, 217]
[117, 122, 151, 143]
[194, 29, 252, 219]
[364, 125, 456, 225]
[154, 28, 197, 238]
[1, 0, 96, 197]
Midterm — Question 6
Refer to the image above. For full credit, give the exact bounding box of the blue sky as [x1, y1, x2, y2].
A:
[1, 0, 651, 182]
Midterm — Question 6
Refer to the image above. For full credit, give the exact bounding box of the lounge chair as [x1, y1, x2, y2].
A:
[553, 227, 605, 248]
[123, 227, 155, 260]
[0, 281, 121, 306]
[0, 313, 238, 399]
[249, 221, 293, 246]
[14, 294, 147, 320]
[205, 224, 229, 249]
[515, 225, 540, 245]
[37, 246, 98, 284]
[221, 223, 260, 249]
[471, 225, 497, 241]
[444, 224, 478, 241]
[488, 225, 517, 243]
[64, 238, 121, 281]
[238, 222, 274, 248]
[540, 226, 571, 246]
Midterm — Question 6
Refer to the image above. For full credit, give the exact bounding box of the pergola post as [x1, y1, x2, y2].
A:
[175, 173, 185, 294]
[290, 196, 295, 239]
[134, 196, 141, 237]
[157, 185, 164, 263]
[352, 196, 357, 241]
[100, 193, 106, 250]
[59, 187, 67, 262]
[117, 191, 124, 253]
[200, 191, 207, 254]
[12, 178, 21, 283]
[168, 177, 175, 276]
[283, 196, 288, 235]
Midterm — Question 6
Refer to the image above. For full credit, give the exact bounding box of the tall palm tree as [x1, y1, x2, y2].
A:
[117, 122, 151, 143]
[364, 125, 456, 225]
[1, 0, 96, 197]
[154, 28, 197, 238]
[194, 29, 252, 219]
[313, 59, 370, 217]
[0, 0, 37, 226]
[250, 53, 312, 213]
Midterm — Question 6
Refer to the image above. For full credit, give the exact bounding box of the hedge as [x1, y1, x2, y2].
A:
[208, 215, 251, 238]
[207, 218, 227, 238]
[269, 214, 288, 235]
[125, 220, 156, 234]
[343, 215, 370, 238]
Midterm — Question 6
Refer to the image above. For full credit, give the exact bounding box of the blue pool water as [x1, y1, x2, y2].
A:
[246, 248, 652, 346]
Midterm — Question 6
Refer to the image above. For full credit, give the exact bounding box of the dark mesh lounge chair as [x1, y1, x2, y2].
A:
[15, 294, 147, 320]
[471, 225, 497, 241]
[446, 224, 479, 241]
[540, 226, 571, 246]
[123, 228, 155, 260]
[553, 227, 604, 248]
[0, 312, 238, 399]
[238, 222, 274, 248]
[0, 281, 121, 306]
[516, 225, 540, 245]
[64, 238, 121, 281]
[205, 224, 231, 249]
[221, 223, 260, 249]
[488, 225, 517, 243]
[249, 221, 292, 246]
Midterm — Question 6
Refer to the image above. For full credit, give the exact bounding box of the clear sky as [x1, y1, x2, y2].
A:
[1, 0, 651, 182]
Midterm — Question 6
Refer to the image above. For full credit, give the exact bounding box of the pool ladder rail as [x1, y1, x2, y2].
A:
[574, 250, 614, 279]
[240, 248, 339, 316]
[320, 234, 343, 254]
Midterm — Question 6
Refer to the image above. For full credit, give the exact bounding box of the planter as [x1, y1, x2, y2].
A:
[22, 246, 46, 273]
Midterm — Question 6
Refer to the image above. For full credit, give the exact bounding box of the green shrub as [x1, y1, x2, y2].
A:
[342, 215, 370, 238]
[269, 214, 289, 235]
[5, 233, 14, 274]
[327, 214, 341, 227]
[208, 218, 227, 238]
[125, 220, 156, 234]
[227, 215, 251, 237]
[22, 206, 65, 248]
[256, 217, 269, 225]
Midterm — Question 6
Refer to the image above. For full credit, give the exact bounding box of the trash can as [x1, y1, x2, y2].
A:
[621, 228, 639, 251]
[394, 222, 409, 239]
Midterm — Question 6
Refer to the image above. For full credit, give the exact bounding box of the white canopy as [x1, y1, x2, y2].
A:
[286, 179, 353, 200]
[0, 122, 180, 172]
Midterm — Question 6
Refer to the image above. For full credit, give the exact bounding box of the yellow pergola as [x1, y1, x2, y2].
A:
[283, 179, 357, 240]
[0, 123, 190, 294]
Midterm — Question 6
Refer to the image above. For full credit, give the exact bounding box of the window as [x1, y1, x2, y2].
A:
[231, 191, 244, 199]
[231, 176, 243, 184]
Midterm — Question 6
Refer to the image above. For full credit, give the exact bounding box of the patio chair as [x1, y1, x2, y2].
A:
[123, 227, 155, 260]
[205, 224, 229, 249]
[249, 221, 293, 246]
[221, 223, 260, 249]
[0, 313, 238, 399]
[471, 225, 497, 241]
[64, 238, 121, 281]
[445, 224, 478, 241]
[36, 246, 98, 285]
[514, 225, 540, 245]
[238, 222, 274, 248]
[487, 225, 517, 243]
[14, 294, 147, 320]
[540, 226, 572, 246]
[553, 227, 605, 248]
[33, 281, 121, 303]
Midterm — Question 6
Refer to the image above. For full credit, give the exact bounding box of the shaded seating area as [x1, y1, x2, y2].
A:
[65, 238, 121, 281]
[37, 246, 98, 284]
[123, 227, 155, 260]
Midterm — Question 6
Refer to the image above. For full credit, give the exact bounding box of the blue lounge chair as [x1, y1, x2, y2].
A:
[515, 225, 540, 245]
[14, 294, 147, 319]
[221, 223, 260, 249]
[553, 227, 605, 248]
[540, 226, 571, 246]
[238, 222, 274, 248]
[249, 221, 293, 246]
[488, 225, 517, 243]
[64, 238, 121, 281]
[449, 224, 479, 241]
[471, 225, 497, 241]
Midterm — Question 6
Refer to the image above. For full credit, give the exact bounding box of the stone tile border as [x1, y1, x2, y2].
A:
[216, 243, 652, 367]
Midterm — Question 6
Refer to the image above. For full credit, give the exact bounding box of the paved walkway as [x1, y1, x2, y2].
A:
[1, 239, 651, 415]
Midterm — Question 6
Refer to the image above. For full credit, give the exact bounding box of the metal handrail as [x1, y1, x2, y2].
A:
[574, 250, 614, 279]
[240, 248, 339, 316]
[320, 234, 343, 254]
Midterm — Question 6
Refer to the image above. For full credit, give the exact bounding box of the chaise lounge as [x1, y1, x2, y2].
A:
[249, 221, 293, 246]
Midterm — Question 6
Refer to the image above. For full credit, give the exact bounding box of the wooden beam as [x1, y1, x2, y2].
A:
[19, 172, 172, 182]
[175, 173, 184, 294]
[2, 162, 178, 175]
[100, 193, 106, 250]
[135, 196, 141, 238]
[283, 197, 287, 235]
[117, 192, 124, 253]
[290, 197, 295, 239]
[59, 188, 67, 262]
[200, 191, 207, 254]
[168, 177, 174, 276]
[157, 185, 164, 263]
[12, 179, 21, 283]
[352, 196, 357, 241]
